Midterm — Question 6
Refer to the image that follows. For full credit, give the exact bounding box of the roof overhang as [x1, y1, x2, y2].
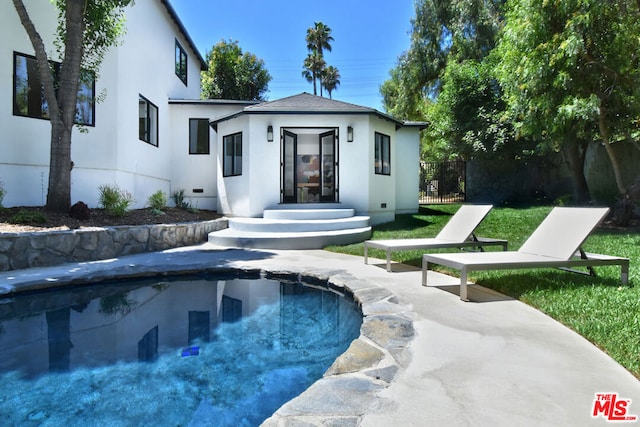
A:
[209, 110, 428, 132]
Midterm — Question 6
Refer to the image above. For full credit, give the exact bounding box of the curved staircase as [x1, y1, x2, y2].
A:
[208, 208, 371, 249]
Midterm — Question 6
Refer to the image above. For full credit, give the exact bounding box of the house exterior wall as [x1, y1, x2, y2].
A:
[366, 116, 398, 224]
[168, 102, 252, 210]
[395, 127, 421, 214]
[217, 115, 252, 216]
[1, 0, 59, 206]
[2, 2, 422, 221]
[1, 0, 207, 209]
[215, 112, 421, 223]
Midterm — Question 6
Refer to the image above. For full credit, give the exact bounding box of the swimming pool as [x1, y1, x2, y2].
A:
[0, 274, 362, 426]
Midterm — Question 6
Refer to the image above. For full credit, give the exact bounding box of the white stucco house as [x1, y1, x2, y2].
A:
[1, 0, 424, 232]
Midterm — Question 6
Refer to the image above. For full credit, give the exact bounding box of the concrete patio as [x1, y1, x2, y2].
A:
[1, 244, 638, 426]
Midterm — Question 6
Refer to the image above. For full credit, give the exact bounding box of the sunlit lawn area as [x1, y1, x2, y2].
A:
[326, 204, 640, 378]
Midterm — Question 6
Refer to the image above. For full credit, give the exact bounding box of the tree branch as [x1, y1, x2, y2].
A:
[12, 0, 61, 123]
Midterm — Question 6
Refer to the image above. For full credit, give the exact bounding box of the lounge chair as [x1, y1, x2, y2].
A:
[421, 207, 630, 301]
[364, 205, 507, 272]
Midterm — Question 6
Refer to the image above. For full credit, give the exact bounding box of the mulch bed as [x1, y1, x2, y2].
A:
[0, 206, 222, 233]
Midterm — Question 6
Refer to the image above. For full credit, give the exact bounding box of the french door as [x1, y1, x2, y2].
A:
[281, 129, 337, 203]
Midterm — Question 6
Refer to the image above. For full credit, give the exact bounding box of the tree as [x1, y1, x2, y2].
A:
[302, 22, 335, 96]
[382, 0, 505, 118]
[12, 0, 132, 212]
[302, 53, 326, 96]
[424, 59, 525, 161]
[201, 39, 271, 101]
[382, 0, 507, 162]
[322, 66, 340, 99]
[494, 0, 640, 202]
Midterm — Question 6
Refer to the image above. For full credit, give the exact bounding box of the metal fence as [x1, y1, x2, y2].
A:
[419, 161, 466, 204]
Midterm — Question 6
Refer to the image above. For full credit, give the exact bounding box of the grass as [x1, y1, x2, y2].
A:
[325, 204, 640, 378]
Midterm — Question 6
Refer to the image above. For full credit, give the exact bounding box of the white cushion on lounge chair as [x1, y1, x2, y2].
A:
[364, 205, 507, 271]
[422, 207, 630, 301]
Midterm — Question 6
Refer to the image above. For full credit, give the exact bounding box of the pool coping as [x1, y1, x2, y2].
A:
[0, 244, 415, 426]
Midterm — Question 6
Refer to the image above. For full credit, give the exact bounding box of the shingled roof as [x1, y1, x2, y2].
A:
[210, 93, 427, 130]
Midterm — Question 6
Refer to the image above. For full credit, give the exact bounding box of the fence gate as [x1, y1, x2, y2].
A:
[419, 161, 466, 204]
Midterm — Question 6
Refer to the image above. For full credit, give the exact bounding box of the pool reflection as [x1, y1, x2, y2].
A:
[0, 276, 359, 379]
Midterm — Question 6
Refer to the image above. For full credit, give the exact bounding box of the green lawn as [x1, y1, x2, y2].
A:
[325, 204, 640, 378]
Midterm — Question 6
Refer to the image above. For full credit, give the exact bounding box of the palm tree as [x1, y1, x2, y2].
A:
[302, 53, 326, 96]
[322, 66, 340, 99]
[304, 22, 333, 96]
[306, 21, 334, 57]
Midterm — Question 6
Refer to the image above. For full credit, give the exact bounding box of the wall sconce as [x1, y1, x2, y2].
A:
[267, 125, 274, 142]
[347, 126, 354, 142]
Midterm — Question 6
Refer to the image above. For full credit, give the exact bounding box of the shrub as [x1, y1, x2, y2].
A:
[148, 190, 168, 211]
[69, 201, 91, 220]
[98, 184, 133, 217]
[0, 180, 5, 209]
[10, 209, 47, 224]
[172, 189, 190, 209]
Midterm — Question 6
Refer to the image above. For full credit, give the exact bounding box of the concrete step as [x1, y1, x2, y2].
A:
[228, 216, 370, 233]
[263, 208, 355, 220]
[207, 227, 372, 250]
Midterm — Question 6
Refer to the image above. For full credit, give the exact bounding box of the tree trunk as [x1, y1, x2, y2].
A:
[46, 122, 73, 211]
[13, 0, 84, 212]
[45, 0, 85, 212]
[562, 137, 591, 204]
[598, 108, 627, 196]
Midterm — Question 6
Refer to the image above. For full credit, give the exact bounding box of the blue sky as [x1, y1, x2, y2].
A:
[169, 0, 415, 111]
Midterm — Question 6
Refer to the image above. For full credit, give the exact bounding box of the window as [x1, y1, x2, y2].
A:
[139, 95, 158, 146]
[13, 51, 95, 126]
[223, 132, 242, 176]
[189, 118, 210, 154]
[175, 40, 187, 85]
[374, 132, 391, 175]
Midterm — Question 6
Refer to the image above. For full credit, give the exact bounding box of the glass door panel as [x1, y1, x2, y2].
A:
[320, 131, 336, 201]
[282, 131, 296, 203]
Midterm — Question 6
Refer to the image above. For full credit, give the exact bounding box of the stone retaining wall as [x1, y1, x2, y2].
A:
[0, 218, 228, 271]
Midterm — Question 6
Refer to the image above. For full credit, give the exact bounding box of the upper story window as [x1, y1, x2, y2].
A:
[175, 40, 187, 85]
[189, 118, 210, 154]
[374, 132, 391, 175]
[13, 51, 95, 126]
[223, 132, 242, 177]
[139, 95, 158, 146]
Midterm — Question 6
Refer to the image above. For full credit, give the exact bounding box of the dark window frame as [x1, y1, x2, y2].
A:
[12, 51, 95, 126]
[175, 40, 188, 85]
[189, 118, 210, 154]
[223, 132, 243, 177]
[374, 132, 391, 175]
[139, 94, 159, 147]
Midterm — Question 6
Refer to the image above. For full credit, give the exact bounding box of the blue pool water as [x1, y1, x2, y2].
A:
[0, 274, 362, 426]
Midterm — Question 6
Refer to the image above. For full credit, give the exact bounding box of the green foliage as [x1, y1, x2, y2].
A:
[9, 209, 47, 224]
[98, 184, 133, 217]
[201, 39, 271, 101]
[52, 0, 133, 77]
[493, 0, 640, 197]
[424, 59, 531, 160]
[0, 180, 5, 209]
[302, 22, 338, 97]
[327, 204, 640, 378]
[321, 66, 340, 99]
[382, 0, 506, 118]
[147, 190, 167, 211]
[172, 189, 190, 209]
